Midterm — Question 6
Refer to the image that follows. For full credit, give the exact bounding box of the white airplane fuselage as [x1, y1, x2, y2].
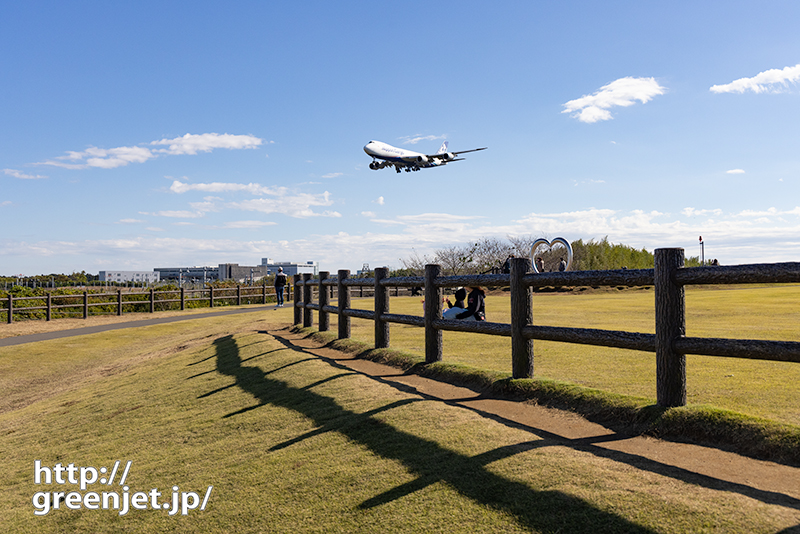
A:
[364, 140, 486, 173]
[364, 139, 486, 173]
[364, 141, 429, 163]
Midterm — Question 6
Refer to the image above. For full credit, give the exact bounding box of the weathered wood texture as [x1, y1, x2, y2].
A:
[381, 313, 425, 328]
[675, 337, 800, 363]
[523, 268, 655, 289]
[293, 274, 301, 325]
[374, 268, 389, 349]
[655, 248, 686, 407]
[318, 271, 330, 332]
[675, 262, 800, 286]
[337, 270, 351, 339]
[510, 258, 533, 378]
[524, 325, 656, 352]
[302, 273, 313, 328]
[424, 264, 442, 364]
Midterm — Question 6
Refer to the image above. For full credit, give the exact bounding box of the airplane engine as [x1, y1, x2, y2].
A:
[444, 152, 456, 161]
[416, 155, 429, 164]
[369, 162, 378, 170]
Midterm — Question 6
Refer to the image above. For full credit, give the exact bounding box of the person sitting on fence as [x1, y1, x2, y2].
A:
[455, 286, 486, 321]
[442, 287, 467, 319]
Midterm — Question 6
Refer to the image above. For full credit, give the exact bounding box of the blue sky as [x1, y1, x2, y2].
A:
[2, 1, 800, 275]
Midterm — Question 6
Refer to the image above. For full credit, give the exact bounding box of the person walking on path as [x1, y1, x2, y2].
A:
[274, 268, 287, 307]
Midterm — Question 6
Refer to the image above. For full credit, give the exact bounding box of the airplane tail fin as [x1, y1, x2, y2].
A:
[437, 141, 449, 154]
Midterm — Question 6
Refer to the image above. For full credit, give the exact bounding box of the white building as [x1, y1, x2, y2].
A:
[261, 258, 318, 276]
[99, 271, 160, 284]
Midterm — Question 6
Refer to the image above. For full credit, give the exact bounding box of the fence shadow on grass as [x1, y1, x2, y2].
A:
[272, 334, 800, 514]
[205, 333, 658, 533]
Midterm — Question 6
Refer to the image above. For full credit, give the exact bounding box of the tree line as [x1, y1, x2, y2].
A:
[394, 236, 707, 277]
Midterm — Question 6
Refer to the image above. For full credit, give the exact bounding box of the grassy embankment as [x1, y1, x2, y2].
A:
[2, 307, 798, 533]
[309, 284, 800, 463]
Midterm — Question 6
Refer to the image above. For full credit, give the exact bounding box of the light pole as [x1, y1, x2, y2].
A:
[699, 236, 704, 265]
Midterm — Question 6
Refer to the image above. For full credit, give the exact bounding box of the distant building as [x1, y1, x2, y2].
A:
[153, 259, 320, 284]
[99, 270, 160, 284]
[261, 258, 318, 277]
[217, 263, 271, 283]
[154, 266, 218, 283]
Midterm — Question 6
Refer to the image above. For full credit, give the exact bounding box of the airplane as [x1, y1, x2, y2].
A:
[364, 140, 487, 173]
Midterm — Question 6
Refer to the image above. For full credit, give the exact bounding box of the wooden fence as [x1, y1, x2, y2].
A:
[3, 285, 287, 323]
[292, 248, 800, 408]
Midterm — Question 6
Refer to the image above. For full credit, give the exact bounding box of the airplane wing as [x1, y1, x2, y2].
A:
[428, 146, 487, 161]
[450, 147, 488, 156]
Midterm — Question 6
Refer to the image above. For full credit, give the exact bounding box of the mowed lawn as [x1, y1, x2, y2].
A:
[2, 309, 799, 533]
[334, 284, 800, 426]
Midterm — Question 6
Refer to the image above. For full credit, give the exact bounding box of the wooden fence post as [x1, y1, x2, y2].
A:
[293, 274, 301, 325]
[209, 286, 214, 309]
[655, 248, 687, 407]
[47, 292, 52, 321]
[180, 287, 185, 310]
[424, 264, 443, 363]
[150, 288, 155, 313]
[83, 291, 89, 319]
[374, 267, 389, 348]
[237, 285, 241, 306]
[262, 284, 266, 305]
[117, 289, 123, 316]
[303, 273, 313, 328]
[510, 257, 534, 378]
[318, 272, 330, 332]
[7, 294, 12, 324]
[338, 269, 350, 339]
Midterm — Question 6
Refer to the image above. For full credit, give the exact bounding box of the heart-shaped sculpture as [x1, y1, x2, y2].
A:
[530, 237, 573, 273]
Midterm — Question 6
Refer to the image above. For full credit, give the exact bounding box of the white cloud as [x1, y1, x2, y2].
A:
[562, 77, 666, 123]
[375, 196, 385, 205]
[682, 208, 723, 217]
[735, 207, 782, 217]
[152, 210, 206, 219]
[170, 180, 285, 196]
[726, 169, 745, 174]
[231, 195, 341, 218]
[169, 179, 340, 218]
[221, 220, 278, 229]
[5, 206, 800, 273]
[399, 134, 446, 145]
[4, 168, 47, 179]
[150, 133, 262, 155]
[361, 211, 377, 218]
[321, 172, 343, 179]
[710, 63, 800, 94]
[1, 200, 11, 207]
[118, 218, 145, 224]
[38, 133, 263, 169]
[397, 213, 483, 223]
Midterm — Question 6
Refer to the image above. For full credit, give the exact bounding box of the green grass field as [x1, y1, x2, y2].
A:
[1, 285, 799, 532]
[333, 285, 800, 426]
[2, 309, 799, 533]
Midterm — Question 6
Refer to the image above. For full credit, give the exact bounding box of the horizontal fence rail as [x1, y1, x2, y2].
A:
[2, 285, 288, 323]
[292, 249, 800, 408]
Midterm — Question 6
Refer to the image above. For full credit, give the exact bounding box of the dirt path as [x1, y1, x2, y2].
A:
[271, 327, 800, 516]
